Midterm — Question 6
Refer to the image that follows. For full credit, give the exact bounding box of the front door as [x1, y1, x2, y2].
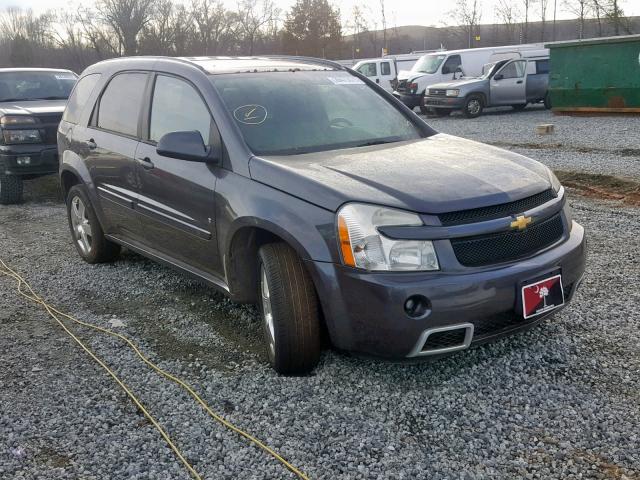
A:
[356, 61, 381, 86]
[135, 74, 222, 276]
[81, 72, 148, 240]
[491, 60, 527, 105]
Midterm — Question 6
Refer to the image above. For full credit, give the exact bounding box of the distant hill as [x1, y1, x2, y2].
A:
[339, 16, 640, 59]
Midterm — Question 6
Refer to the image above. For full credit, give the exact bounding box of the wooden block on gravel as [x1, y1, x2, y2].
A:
[536, 124, 555, 135]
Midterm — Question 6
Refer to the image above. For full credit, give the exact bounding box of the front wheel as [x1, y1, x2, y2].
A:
[258, 243, 321, 375]
[0, 175, 23, 204]
[66, 185, 121, 263]
[462, 95, 483, 118]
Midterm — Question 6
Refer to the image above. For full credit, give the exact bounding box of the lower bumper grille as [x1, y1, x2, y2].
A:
[451, 213, 565, 267]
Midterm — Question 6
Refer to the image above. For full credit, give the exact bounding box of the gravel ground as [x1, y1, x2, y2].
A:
[1, 197, 639, 480]
[421, 106, 640, 180]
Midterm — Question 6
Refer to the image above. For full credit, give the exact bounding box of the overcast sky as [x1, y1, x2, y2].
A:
[3, 0, 640, 28]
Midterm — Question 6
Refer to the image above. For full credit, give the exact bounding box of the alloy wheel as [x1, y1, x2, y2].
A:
[261, 266, 276, 359]
[70, 196, 92, 255]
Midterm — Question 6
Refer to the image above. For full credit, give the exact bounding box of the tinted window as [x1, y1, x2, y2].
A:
[212, 71, 422, 156]
[0, 70, 76, 102]
[536, 59, 550, 74]
[63, 74, 101, 124]
[97, 73, 147, 137]
[356, 63, 377, 77]
[442, 55, 462, 74]
[150, 75, 211, 144]
[499, 60, 526, 79]
[381, 62, 391, 76]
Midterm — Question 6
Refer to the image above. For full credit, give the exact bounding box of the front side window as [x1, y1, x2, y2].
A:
[96, 73, 147, 137]
[412, 54, 446, 74]
[499, 60, 527, 79]
[63, 74, 101, 124]
[212, 70, 422, 156]
[356, 63, 377, 77]
[0, 70, 77, 102]
[442, 55, 462, 74]
[150, 75, 211, 144]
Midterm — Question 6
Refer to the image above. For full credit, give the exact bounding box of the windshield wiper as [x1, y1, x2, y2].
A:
[356, 140, 395, 147]
[31, 96, 68, 100]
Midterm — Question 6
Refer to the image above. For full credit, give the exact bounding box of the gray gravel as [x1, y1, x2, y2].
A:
[422, 106, 640, 180]
[1, 194, 640, 479]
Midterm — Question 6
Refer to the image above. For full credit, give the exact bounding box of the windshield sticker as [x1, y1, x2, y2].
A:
[327, 76, 365, 85]
[233, 104, 267, 125]
[54, 73, 76, 80]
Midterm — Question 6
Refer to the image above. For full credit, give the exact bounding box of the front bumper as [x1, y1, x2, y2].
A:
[423, 95, 465, 110]
[393, 91, 422, 109]
[0, 145, 59, 177]
[307, 221, 586, 359]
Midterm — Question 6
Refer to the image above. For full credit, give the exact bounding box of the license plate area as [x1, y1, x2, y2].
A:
[521, 273, 564, 319]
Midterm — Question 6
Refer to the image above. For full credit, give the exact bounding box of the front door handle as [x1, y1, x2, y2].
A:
[86, 139, 97, 150]
[516, 80, 523, 84]
[136, 157, 155, 170]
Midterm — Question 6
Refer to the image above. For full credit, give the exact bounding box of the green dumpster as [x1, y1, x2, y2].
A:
[547, 34, 640, 113]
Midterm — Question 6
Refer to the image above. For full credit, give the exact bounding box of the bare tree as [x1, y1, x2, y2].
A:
[449, 0, 482, 48]
[564, 0, 588, 39]
[380, 0, 387, 54]
[236, 0, 278, 55]
[191, 0, 235, 55]
[95, 0, 158, 55]
[539, 0, 549, 40]
[603, 0, 631, 35]
[495, 0, 521, 43]
[522, 0, 536, 43]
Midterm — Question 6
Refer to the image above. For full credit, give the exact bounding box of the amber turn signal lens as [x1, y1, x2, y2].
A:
[338, 215, 356, 267]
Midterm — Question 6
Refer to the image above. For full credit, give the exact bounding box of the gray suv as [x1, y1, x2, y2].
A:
[58, 56, 586, 374]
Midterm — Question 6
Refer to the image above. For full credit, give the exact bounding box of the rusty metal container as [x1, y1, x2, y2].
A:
[547, 34, 640, 114]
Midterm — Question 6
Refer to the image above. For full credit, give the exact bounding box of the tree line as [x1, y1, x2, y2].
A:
[0, 0, 636, 73]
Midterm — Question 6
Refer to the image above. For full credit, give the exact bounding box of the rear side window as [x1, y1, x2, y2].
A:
[96, 73, 147, 137]
[149, 75, 211, 144]
[536, 59, 550, 74]
[63, 73, 101, 124]
[381, 62, 391, 76]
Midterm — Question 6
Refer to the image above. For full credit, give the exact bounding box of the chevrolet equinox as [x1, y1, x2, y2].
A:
[58, 57, 586, 374]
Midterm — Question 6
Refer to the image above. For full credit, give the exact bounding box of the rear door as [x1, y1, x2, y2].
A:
[490, 60, 527, 105]
[81, 72, 148, 240]
[134, 73, 222, 275]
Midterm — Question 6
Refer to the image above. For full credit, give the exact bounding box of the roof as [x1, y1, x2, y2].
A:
[546, 34, 640, 49]
[0, 68, 76, 74]
[179, 56, 339, 74]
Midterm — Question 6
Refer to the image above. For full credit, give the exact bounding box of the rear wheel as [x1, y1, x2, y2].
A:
[258, 242, 321, 375]
[0, 175, 23, 205]
[544, 92, 552, 109]
[66, 185, 121, 263]
[462, 95, 483, 118]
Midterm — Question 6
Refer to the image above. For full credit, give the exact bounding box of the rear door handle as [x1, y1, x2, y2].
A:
[86, 139, 97, 150]
[136, 157, 154, 169]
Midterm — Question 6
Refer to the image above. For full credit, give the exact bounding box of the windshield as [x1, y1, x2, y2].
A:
[411, 54, 446, 74]
[0, 71, 77, 102]
[211, 71, 422, 156]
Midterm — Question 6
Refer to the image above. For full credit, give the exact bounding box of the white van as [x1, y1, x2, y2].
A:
[394, 43, 547, 110]
[352, 53, 426, 92]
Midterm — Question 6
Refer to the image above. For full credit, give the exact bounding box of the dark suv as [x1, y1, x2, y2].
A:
[0, 68, 77, 204]
[58, 57, 586, 374]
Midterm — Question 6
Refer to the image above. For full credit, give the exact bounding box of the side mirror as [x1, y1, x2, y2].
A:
[156, 131, 218, 163]
[494, 74, 504, 81]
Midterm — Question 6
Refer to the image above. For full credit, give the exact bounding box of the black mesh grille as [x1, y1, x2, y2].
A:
[429, 88, 447, 96]
[438, 189, 556, 226]
[422, 329, 467, 351]
[473, 311, 529, 339]
[451, 213, 564, 267]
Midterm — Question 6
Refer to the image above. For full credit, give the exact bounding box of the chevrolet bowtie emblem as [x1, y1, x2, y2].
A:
[510, 215, 533, 231]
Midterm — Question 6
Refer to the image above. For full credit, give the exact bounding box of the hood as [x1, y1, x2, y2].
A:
[428, 78, 483, 89]
[0, 99, 67, 116]
[398, 71, 437, 83]
[249, 134, 552, 214]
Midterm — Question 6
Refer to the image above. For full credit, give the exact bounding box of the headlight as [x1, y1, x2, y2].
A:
[0, 115, 37, 126]
[337, 203, 439, 271]
[446, 89, 460, 97]
[2, 129, 42, 144]
[548, 168, 562, 194]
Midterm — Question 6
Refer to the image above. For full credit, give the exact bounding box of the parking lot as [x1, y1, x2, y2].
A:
[1, 109, 639, 479]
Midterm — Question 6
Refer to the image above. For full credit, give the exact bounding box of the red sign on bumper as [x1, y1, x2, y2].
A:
[521, 274, 564, 319]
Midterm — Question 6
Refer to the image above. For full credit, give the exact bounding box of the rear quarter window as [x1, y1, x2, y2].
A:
[536, 60, 550, 74]
[63, 73, 101, 124]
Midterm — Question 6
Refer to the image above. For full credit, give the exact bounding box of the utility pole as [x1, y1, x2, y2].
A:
[552, 0, 557, 41]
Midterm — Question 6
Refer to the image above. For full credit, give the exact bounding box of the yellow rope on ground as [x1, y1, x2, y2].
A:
[0, 258, 309, 480]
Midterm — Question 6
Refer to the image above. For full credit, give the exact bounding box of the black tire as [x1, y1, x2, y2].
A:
[66, 184, 120, 264]
[419, 105, 430, 115]
[511, 104, 527, 111]
[544, 92, 552, 110]
[257, 242, 321, 375]
[462, 94, 484, 118]
[0, 175, 23, 205]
